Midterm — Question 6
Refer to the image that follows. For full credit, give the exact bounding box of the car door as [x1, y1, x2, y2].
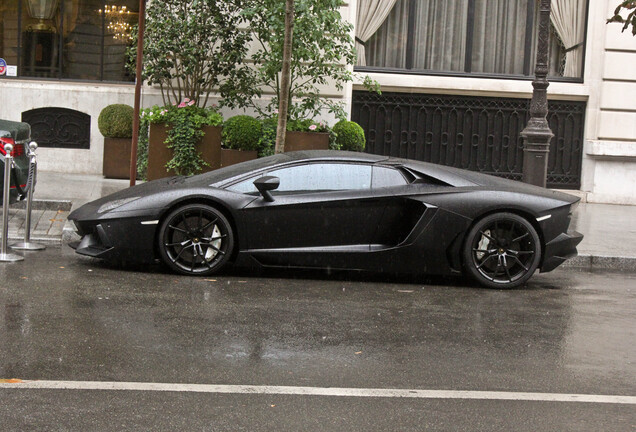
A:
[236, 162, 384, 252]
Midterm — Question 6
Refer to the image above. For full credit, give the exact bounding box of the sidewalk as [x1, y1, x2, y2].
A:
[3, 171, 636, 272]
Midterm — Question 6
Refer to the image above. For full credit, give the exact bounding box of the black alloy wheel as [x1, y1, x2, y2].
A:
[158, 204, 234, 275]
[463, 212, 541, 289]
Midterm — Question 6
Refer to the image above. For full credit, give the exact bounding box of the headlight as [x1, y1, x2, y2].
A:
[97, 197, 140, 213]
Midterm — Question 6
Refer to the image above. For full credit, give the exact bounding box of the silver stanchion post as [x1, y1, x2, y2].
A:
[12, 142, 45, 251]
[0, 143, 24, 262]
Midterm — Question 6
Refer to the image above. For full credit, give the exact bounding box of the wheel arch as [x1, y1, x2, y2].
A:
[154, 196, 241, 262]
[461, 208, 546, 269]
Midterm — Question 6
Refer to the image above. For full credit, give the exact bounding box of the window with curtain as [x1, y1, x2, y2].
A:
[0, 0, 137, 82]
[359, 0, 587, 79]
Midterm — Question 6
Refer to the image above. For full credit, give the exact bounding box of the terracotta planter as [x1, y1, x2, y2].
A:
[284, 131, 329, 152]
[146, 123, 222, 181]
[103, 137, 132, 179]
[220, 148, 258, 167]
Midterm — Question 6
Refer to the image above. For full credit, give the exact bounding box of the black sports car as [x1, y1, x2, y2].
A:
[69, 151, 583, 288]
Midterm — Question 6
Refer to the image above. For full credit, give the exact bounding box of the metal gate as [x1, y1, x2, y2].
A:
[351, 91, 585, 189]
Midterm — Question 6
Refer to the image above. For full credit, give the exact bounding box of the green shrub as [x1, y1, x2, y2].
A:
[222, 115, 262, 151]
[98, 104, 134, 138]
[258, 116, 277, 157]
[333, 120, 365, 152]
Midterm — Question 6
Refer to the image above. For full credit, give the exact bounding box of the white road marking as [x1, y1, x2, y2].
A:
[1, 381, 635, 405]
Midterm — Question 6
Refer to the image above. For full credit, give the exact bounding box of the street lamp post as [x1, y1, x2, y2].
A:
[521, 0, 553, 187]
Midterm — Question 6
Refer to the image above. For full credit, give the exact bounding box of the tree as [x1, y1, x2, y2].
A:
[242, 0, 357, 121]
[607, 1, 636, 35]
[131, 0, 253, 108]
[275, 0, 295, 153]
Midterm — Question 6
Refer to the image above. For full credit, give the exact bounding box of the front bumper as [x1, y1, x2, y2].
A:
[540, 230, 584, 273]
[69, 216, 159, 264]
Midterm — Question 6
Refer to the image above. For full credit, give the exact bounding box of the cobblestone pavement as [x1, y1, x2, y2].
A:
[4, 200, 71, 244]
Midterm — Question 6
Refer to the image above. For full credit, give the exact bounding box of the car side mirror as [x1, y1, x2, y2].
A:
[253, 176, 280, 202]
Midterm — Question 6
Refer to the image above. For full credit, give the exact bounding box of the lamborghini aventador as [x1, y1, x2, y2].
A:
[68, 151, 583, 288]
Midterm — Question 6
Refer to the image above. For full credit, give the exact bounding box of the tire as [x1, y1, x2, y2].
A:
[463, 212, 541, 289]
[158, 203, 234, 276]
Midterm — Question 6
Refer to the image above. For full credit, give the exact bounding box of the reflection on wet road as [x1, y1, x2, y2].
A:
[0, 247, 634, 431]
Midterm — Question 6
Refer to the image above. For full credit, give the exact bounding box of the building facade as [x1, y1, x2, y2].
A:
[0, 0, 635, 204]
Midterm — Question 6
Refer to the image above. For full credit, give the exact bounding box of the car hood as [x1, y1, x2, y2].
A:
[69, 176, 189, 219]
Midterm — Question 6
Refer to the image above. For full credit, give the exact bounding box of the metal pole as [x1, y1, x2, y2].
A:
[520, 0, 553, 187]
[11, 142, 45, 251]
[0, 143, 24, 262]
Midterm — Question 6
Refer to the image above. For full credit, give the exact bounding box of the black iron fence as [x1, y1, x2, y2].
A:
[351, 91, 585, 189]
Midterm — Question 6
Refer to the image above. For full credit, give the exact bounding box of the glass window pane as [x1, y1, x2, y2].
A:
[372, 166, 407, 188]
[546, 0, 587, 78]
[20, 0, 61, 78]
[412, 0, 468, 72]
[226, 164, 374, 195]
[0, 1, 20, 74]
[63, 0, 136, 81]
[471, 0, 530, 75]
[365, 0, 409, 69]
[269, 163, 372, 193]
[1, 0, 137, 81]
[361, 0, 587, 79]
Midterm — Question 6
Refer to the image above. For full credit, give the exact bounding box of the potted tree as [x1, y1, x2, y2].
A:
[131, 0, 253, 179]
[98, 104, 133, 179]
[145, 102, 224, 180]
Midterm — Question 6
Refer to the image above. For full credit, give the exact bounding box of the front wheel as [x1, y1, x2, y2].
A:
[158, 204, 234, 276]
[463, 212, 541, 289]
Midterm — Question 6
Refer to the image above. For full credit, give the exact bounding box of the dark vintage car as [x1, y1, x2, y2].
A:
[0, 119, 31, 204]
[69, 151, 583, 288]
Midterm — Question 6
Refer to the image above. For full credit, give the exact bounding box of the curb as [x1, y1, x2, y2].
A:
[13, 199, 72, 211]
[561, 254, 636, 272]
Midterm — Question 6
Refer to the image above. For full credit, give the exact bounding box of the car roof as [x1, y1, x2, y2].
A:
[282, 150, 389, 163]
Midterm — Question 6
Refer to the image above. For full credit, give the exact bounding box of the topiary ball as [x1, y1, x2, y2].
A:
[98, 104, 134, 138]
[333, 120, 365, 152]
[222, 115, 263, 151]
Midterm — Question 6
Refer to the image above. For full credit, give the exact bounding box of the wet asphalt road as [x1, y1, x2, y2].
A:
[0, 246, 634, 431]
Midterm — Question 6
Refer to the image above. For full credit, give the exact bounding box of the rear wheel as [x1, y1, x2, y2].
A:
[463, 212, 541, 289]
[158, 204, 234, 276]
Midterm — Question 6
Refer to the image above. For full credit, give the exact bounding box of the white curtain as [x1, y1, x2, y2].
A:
[412, 0, 468, 71]
[356, 0, 399, 66]
[551, 0, 585, 77]
[363, 0, 585, 77]
[365, 0, 409, 68]
[471, 0, 529, 75]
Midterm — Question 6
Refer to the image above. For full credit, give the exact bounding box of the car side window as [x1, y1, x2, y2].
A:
[372, 166, 408, 188]
[226, 163, 372, 194]
[268, 163, 372, 193]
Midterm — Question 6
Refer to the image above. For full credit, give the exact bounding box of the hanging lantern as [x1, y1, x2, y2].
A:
[25, 0, 60, 20]
[25, 0, 60, 31]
